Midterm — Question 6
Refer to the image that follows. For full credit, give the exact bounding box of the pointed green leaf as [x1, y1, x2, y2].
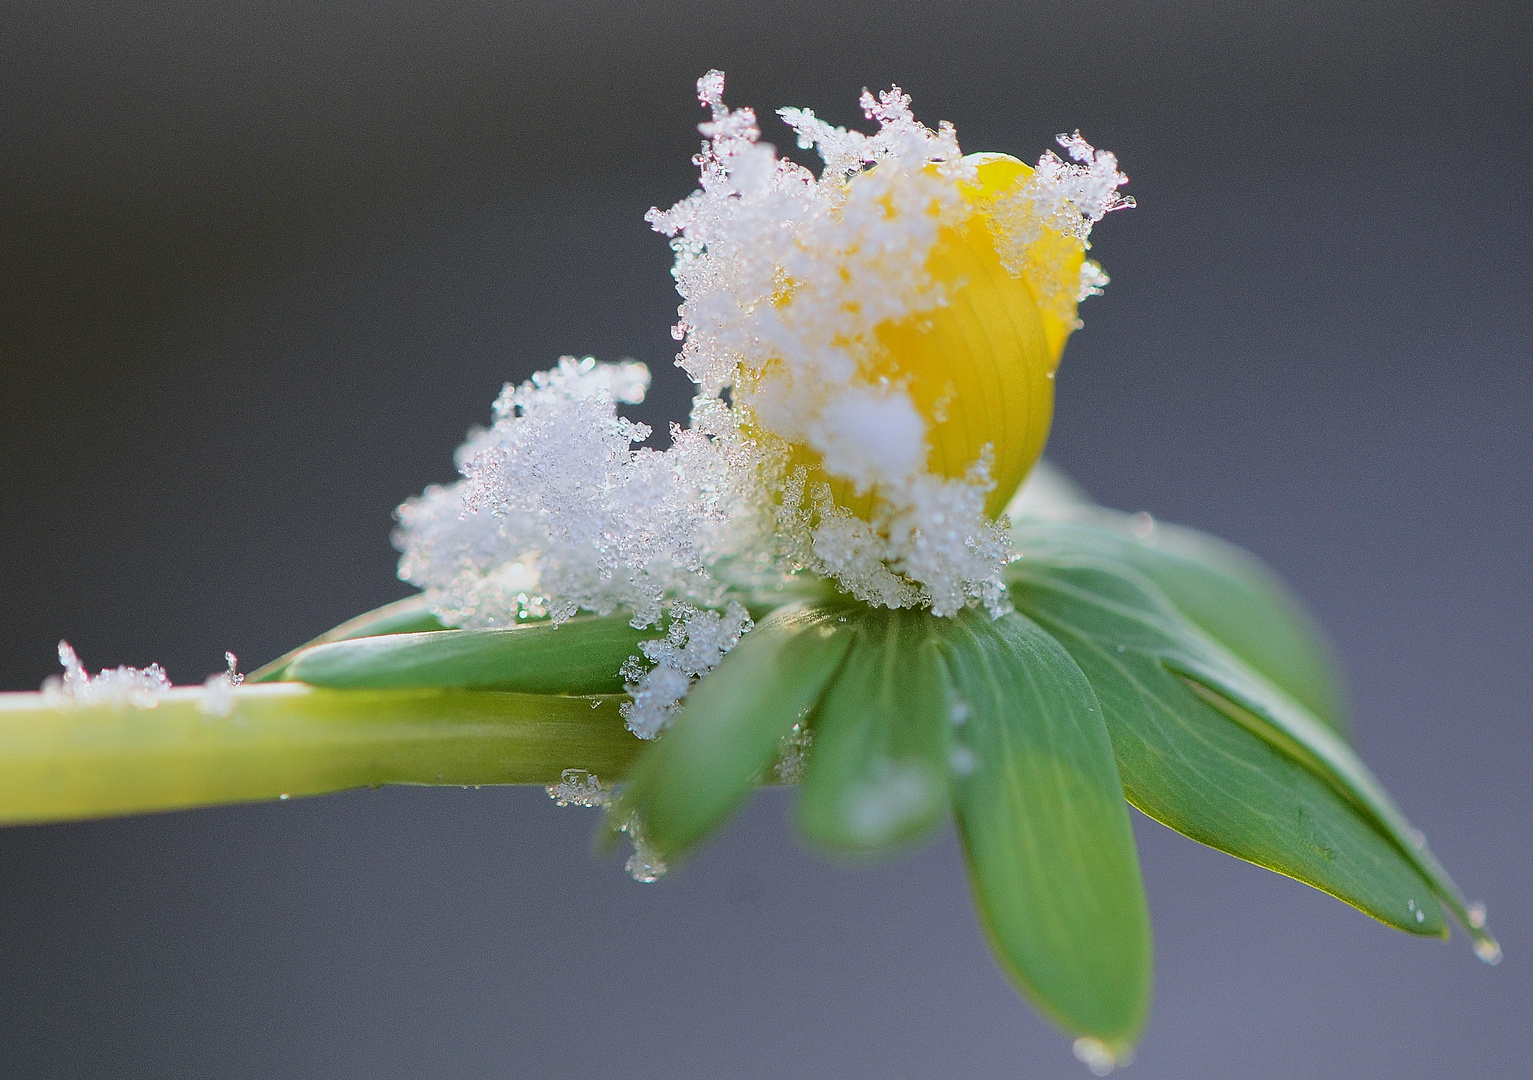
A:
[285, 614, 650, 695]
[1008, 558, 1476, 943]
[616, 604, 856, 862]
[938, 608, 1152, 1054]
[248, 594, 448, 683]
[1012, 511, 1351, 738]
[797, 608, 953, 852]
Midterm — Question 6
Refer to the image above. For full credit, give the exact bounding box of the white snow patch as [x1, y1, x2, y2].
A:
[621, 601, 753, 739]
[42, 642, 171, 709]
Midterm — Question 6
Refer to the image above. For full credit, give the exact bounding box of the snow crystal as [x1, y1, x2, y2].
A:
[544, 771, 666, 882]
[1073, 1036, 1131, 1076]
[546, 768, 613, 808]
[1078, 259, 1111, 303]
[395, 357, 746, 630]
[805, 387, 928, 493]
[621, 601, 753, 739]
[987, 131, 1133, 331]
[42, 641, 171, 709]
[199, 651, 244, 717]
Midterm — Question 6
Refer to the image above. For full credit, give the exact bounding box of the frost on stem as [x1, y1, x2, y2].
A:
[199, 652, 244, 717]
[42, 642, 171, 709]
[546, 768, 613, 808]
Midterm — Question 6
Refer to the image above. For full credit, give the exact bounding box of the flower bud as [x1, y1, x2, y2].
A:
[793, 152, 1089, 521]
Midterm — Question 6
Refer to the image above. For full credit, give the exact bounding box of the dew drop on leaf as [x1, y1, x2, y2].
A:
[1474, 938, 1503, 966]
[1072, 1037, 1124, 1075]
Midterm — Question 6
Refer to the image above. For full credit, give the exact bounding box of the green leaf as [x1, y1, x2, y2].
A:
[938, 609, 1153, 1054]
[285, 614, 652, 695]
[1008, 557, 1478, 944]
[797, 608, 954, 853]
[0, 684, 639, 825]
[248, 594, 447, 683]
[615, 603, 856, 862]
[1012, 510, 1351, 738]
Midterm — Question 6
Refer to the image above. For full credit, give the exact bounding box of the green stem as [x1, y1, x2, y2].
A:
[0, 684, 641, 826]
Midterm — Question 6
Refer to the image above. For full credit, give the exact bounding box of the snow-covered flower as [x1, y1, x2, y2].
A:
[651, 73, 1129, 620]
[657, 72, 1132, 617]
[3, 70, 1499, 1072]
[393, 73, 1134, 736]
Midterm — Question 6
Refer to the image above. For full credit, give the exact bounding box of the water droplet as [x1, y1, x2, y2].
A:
[1128, 511, 1158, 545]
[1116, 644, 1126, 653]
[1467, 901, 1488, 929]
[279, 793, 290, 801]
[949, 746, 977, 776]
[620, 813, 667, 883]
[1073, 1037, 1119, 1075]
[1474, 937, 1503, 966]
[844, 765, 936, 844]
[626, 850, 665, 883]
[949, 701, 970, 725]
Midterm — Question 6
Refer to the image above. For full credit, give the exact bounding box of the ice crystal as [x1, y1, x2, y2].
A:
[621, 600, 753, 739]
[772, 722, 814, 784]
[546, 768, 613, 808]
[42, 641, 171, 709]
[395, 357, 747, 630]
[544, 770, 667, 881]
[1073, 1036, 1132, 1076]
[199, 651, 244, 717]
[988, 132, 1133, 331]
[620, 813, 669, 883]
[647, 72, 1116, 616]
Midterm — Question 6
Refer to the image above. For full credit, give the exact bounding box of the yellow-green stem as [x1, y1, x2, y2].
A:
[0, 684, 641, 825]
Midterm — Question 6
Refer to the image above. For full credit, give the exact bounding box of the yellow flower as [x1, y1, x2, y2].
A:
[793, 152, 1088, 521]
[651, 75, 1128, 613]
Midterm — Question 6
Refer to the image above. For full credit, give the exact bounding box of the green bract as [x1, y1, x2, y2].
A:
[0, 489, 1498, 1064]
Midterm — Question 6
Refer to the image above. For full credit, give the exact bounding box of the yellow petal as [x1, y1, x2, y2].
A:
[816, 153, 1084, 519]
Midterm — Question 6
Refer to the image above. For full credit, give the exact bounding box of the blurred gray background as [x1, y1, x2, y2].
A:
[1, 2, 1529, 1076]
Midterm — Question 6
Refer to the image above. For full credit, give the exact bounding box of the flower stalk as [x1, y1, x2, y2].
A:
[0, 683, 637, 825]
